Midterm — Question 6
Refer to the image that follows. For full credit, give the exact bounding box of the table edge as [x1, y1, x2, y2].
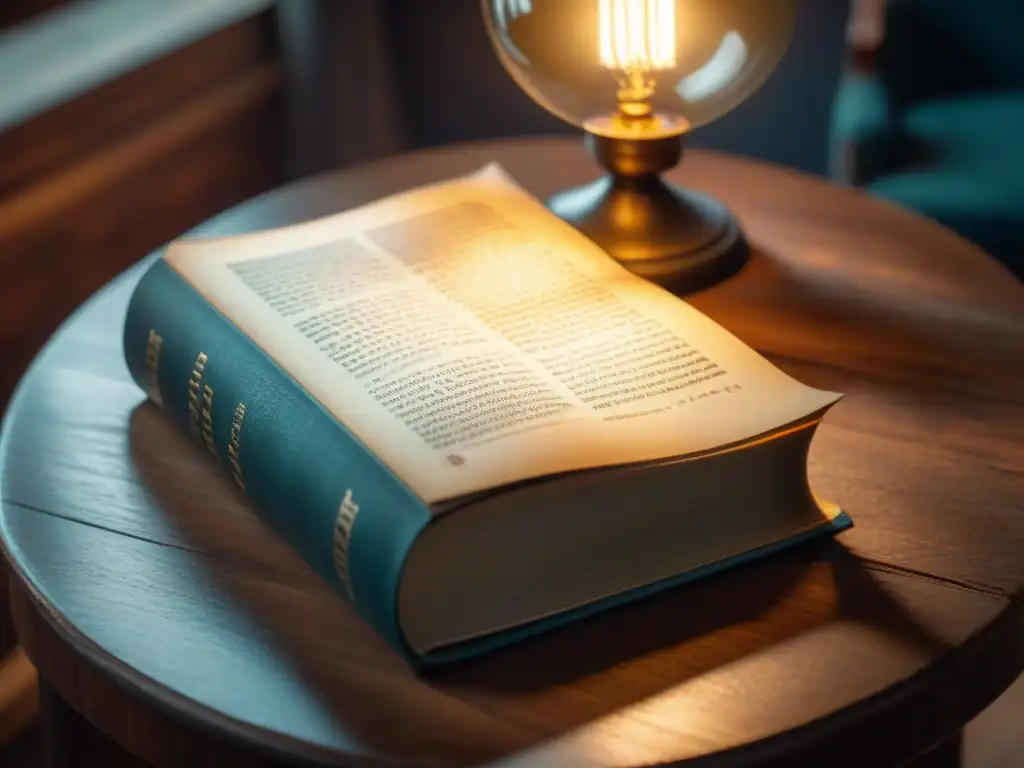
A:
[6, 524, 1022, 766]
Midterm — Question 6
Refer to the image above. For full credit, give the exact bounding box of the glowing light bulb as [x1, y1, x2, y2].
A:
[599, 0, 676, 72]
[599, 0, 677, 121]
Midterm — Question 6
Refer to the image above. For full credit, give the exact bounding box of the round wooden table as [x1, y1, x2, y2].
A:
[2, 139, 1023, 768]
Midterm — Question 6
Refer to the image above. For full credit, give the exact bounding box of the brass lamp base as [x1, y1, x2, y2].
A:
[548, 131, 749, 294]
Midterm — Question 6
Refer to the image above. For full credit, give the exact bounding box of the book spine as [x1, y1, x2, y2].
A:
[122, 260, 430, 659]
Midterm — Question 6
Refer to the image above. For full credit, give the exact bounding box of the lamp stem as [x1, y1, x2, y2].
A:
[547, 131, 750, 294]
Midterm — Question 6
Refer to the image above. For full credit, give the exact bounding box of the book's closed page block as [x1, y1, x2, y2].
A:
[125, 163, 851, 664]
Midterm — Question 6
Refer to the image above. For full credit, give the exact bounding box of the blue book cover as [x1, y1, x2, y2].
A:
[123, 165, 851, 667]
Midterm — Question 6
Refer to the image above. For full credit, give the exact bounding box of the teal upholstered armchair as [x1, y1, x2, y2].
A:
[831, 0, 1024, 274]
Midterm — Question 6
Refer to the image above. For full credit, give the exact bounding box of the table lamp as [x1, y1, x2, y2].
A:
[483, 0, 798, 292]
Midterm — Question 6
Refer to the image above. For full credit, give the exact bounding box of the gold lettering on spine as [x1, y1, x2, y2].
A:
[227, 403, 247, 490]
[332, 489, 360, 598]
[200, 384, 216, 457]
[187, 352, 208, 435]
[145, 330, 164, 406]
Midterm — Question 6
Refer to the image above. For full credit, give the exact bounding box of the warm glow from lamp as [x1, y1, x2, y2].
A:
[599, 0, 676, 72]
[599, 0, 677, 120]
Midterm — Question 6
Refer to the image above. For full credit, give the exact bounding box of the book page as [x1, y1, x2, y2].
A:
[166, 164, 839, 503]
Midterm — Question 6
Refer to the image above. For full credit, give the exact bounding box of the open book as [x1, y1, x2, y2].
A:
[124, 164, 850, 665]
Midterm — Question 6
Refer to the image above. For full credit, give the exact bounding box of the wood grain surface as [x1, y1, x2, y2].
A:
[1, 138, 1023, 767]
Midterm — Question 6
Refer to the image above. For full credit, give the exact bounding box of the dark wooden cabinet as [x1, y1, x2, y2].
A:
[0, 3, 285, 410]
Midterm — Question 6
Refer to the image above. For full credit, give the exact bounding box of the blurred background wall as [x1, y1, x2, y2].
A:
[386, 0, 850, 174]
[279, 0, 851, 176]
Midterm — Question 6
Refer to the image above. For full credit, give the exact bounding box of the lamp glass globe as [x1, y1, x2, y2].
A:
[483, 0, 798, 138]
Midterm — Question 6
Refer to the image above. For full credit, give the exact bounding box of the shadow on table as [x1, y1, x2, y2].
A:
[127, 400, 952, 754]
[689, 245, 1024, 403]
